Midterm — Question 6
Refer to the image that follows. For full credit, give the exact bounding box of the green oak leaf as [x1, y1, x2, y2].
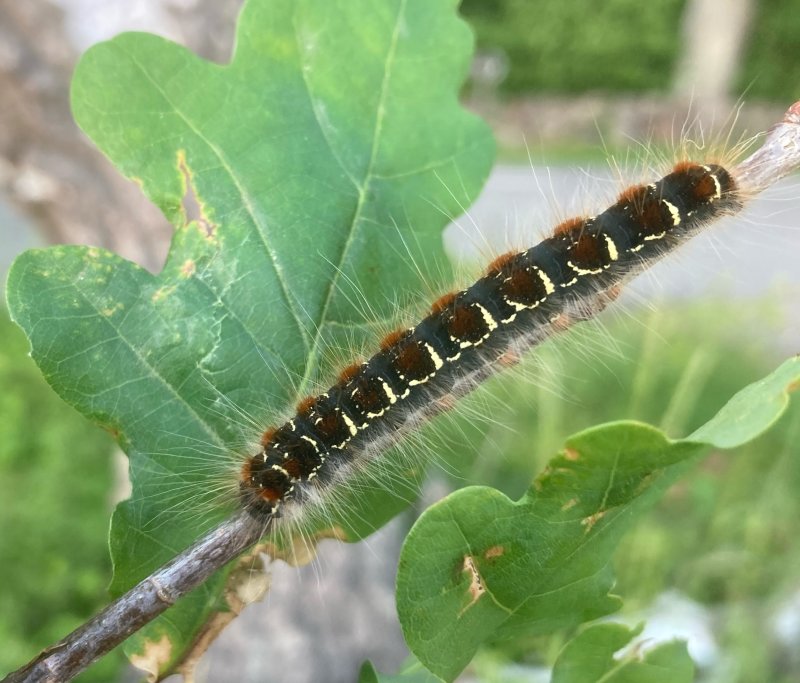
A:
[6, 0, 493, 673]
[359, 658, 443, 683]
[551, 623, 694, 683]
[396, 357, 800, 681]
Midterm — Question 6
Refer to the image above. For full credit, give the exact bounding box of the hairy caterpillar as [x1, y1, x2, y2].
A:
[239, 162, 739, 522]
[4, 0, 799, 673]
[7, 106, 800, 681]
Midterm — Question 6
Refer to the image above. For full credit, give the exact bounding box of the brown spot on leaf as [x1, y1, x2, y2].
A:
[581, 510, 606, 532]
[484, 545, 504, 559]
[563, 447, 580, 461]
[103, 426, 121, 439]
[561, 497, 579, 511]
[129, 634, 173, 683]
[175, 555, 272, 681]
[177, 149, 217, 238]
[180, 259, 196, 278]
[151, 285, 176, 302]
[459, 555, 485, 615]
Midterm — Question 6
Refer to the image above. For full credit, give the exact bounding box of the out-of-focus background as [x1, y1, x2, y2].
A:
[1, 1, 799, 681]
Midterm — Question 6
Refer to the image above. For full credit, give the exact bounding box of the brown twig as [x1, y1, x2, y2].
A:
[4, 100, 800, 683]
[3, 510, 267, 683]
[734, 100, 800, 195]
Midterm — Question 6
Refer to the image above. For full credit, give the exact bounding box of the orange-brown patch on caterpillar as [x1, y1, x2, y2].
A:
[447, 304, 484, 339]
[486, 250, 517, 275]
[337, 362, 362, 383]
[314, 407, 350, 443]
[672, 160, 698, 174]
[392, 339, 435, 381]
[260, 427, 278, 447]
[553, 216, 587, 236]
[629, 188, 667, 234]
[672, 161, 721, 202]
[350, 374, 390, 414]
[590, 286, 624, 315]
[550, 313, 573, 332]
[497, 350, 521, 368]
[500, 267, 548, 306]
[240, 459, 253, 484]
[617, 183, 647, 205]
[296, 395, 317, 415]
[689, 172, 719, 202]
[430, 291, 457, 314]
[570, 233, 605, 267]
[380, 328, 408, 351]
[282, 457, 303, 480]
[258, 487, 283, 505]
[435, 393, 458, 413]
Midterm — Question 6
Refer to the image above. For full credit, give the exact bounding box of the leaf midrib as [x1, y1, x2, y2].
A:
[294, 0, 408, 396]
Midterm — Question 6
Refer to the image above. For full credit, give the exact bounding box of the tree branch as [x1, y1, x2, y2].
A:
[3, 510, 268, 683]
[734, 101, 800, 195]
[4, 100, 800, 683]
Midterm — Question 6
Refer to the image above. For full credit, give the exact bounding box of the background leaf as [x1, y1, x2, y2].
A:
[359, 658, 443, 683]
[396, 357, 800, 681]
[0, 312, 122, 681]
[551, 622, 694, 683]
[6, 0, 494, 672]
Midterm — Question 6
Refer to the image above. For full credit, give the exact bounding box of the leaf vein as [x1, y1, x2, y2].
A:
[122, 48, 312, 356]
[294, 0, 408, 394]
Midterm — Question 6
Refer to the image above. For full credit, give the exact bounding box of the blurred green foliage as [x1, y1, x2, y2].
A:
[462, 0, 799, 102]
[433, 299, 800, 682]
[2, 246, 797, 683]
[3, 285, 798, 682]
[739, 0, 800, 101]
[461, 0, 686, 93]
[0, 311, 123, 681]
